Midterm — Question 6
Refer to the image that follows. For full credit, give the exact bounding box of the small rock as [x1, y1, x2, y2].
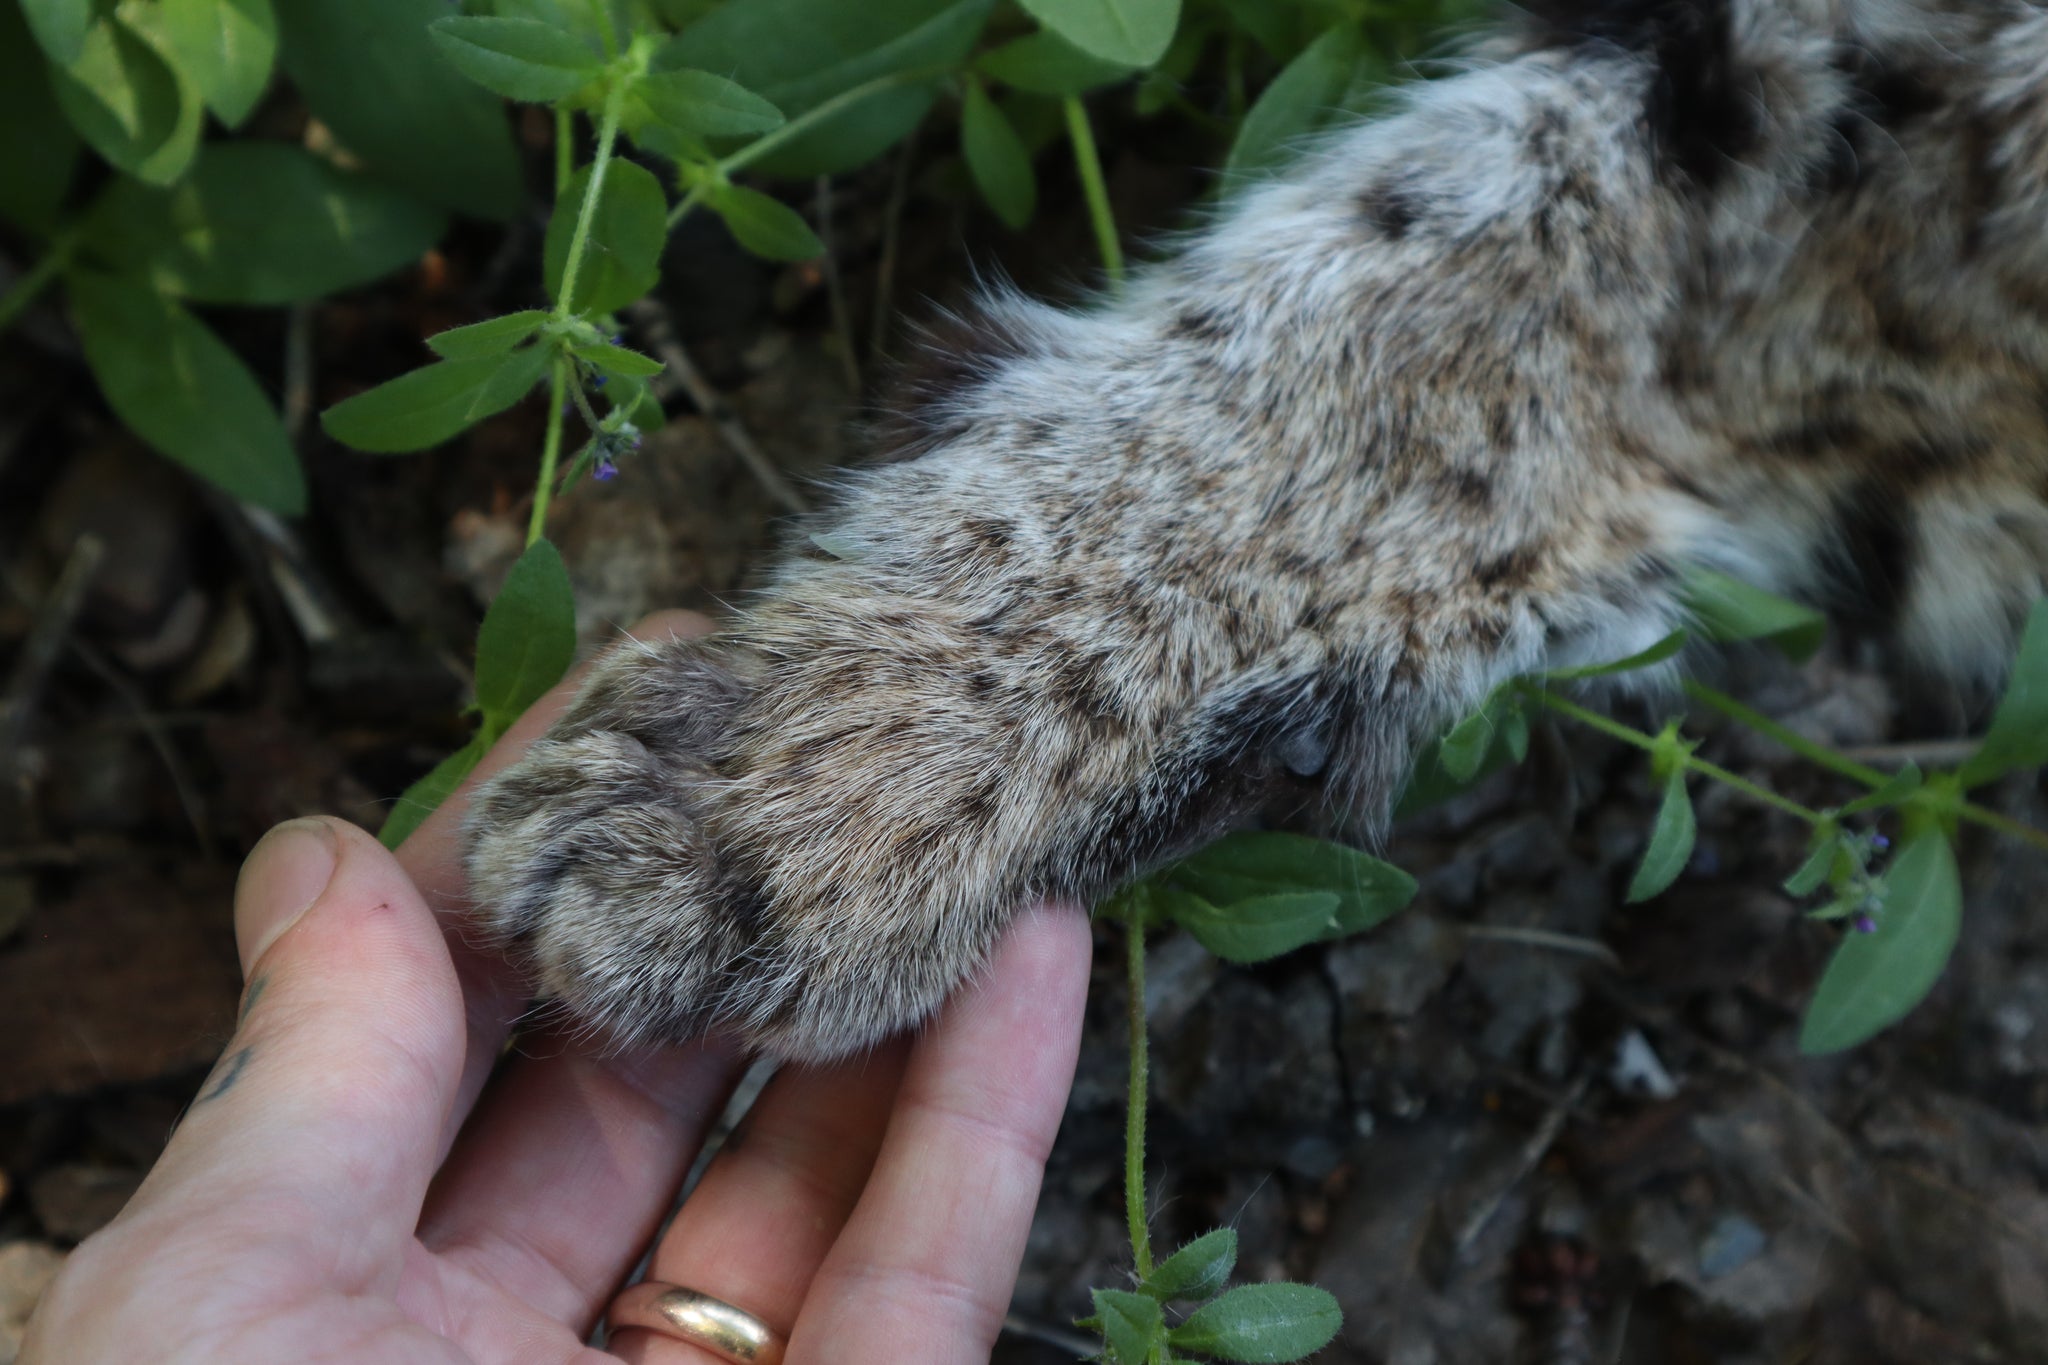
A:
[1611, 1031, 1680, 1101]
[1418, 854, 1480, 912]
[1325, 912, 1461, 1020]
[1151, 973, 1344, 1146]
[1143, 931, 1219, 1033]
[0, 869, 240, 1104]
[35, 440, 199, 655]
[0, 1241, 64, 1364]
[1463, 915, 1586, 1064]
[1315, 1120, 1526, 1365]
[1472, 815, 1567, 889]
[1282, 1134, 1344, 1180]
[28, 1165, 139, 1243]
[41, 729, 160, 834]
[1697, 1212, 1769, 1279]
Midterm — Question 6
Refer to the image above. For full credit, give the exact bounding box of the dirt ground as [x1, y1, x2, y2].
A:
[5, 110, 2048, 1365]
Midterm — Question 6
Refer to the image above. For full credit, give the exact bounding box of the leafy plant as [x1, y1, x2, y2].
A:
[0, 0, 519, 512]
[1083, 836, 1414, 1363]
[1396, 579, 2048, 1056]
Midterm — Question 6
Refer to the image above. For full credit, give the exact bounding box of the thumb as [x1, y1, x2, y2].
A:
[121, 818, 468, 1278]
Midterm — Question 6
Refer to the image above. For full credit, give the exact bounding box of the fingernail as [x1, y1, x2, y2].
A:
[234, 818, 340, 971]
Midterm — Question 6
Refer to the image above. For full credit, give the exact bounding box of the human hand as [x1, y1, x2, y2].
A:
[21, 613, 1093, 1365]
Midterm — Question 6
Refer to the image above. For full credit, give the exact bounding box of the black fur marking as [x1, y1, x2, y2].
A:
[1524, 0, 1758, 190]
[867, 307, 1034, 463]
[1822, 54, 1945, 193]
[1358, 180, 1421, 239]
[1171, 307, 1233, 343]
[1475, 545, 1542, 591]
[1830, 478, 1914, 630]
[1035, 677, 1329, 900]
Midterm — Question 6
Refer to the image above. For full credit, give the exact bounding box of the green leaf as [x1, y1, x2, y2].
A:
[1783, 834, 1838, 897]
[1626, 767, 1696, 902]
[1503, 703, 1531, 763]
[46, 14, 197, 186]
[1209, 0, 1292, 57]
[428, 15, 602, 103]
[635, 68, 785, 137]
[320, 347, 549, 453]
[278, 0, 523, 219]
[960, 77, 1035, 228]
[21, 0, 92, 65]
[80, 142, 447, 305]
[427, 310, 550, 361]
[1018, 0, 1179, 68]
[1168, 887, 1342, 964]
[474, 538, 578, 729]
[659, 0, 992, 177]
[1166, 830, 1417, 941]
[1799, 832, 1962, 1054]
[1397, 730, 1513, 816]
[569, 338, 664, 378]
[543, 159, 667, 313]
[709, 184, 824, 261]
[0, 4, 80, 235]
[1142, 1229, 1237, 1302]
[1091, 1288, 1166, 1365]
[1439, 692, 1515, 783]
[648, 0, 718, 24]
[607, 373, 665, 433]
[1958, 599, 2048, 787]
[68, 270, 305, 514]
[1681, 568, 1827, 662]
[975, 30, 1134, 96]
[1225, 22, 1361, 180]
[157, 0, 277, 126]
[378, 735, 486, 849]
[1541, 628, 1689, 681]
[1839, 762, 1922, 816]
[1167, 1282, 1342, 1363]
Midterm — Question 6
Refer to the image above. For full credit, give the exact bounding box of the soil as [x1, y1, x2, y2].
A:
[5, 103, 2048, 1365]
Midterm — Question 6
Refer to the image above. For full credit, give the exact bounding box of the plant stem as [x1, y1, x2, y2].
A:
[1064, 96, 1123, 289]
[1123, 905, 1153, 1281]
[1682, 681, 1888, 786]
[666, 183, 709, 233]
[555, 108, 573, 200]
[527, 356, 568, 546]
[0, 235, 76, 338]
[667, 68, 947, 233]
[553, 79, 628, 322]
[1526, 687, 1822, 823]
[1956, 803, 2048, 852]
[1684, 680, 2048, 852]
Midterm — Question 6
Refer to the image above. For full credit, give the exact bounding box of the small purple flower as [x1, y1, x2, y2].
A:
[589, 373, 608, 389]
[1853, 913, 1878, 933]
[594, 458, 619, 482]
[1870, 833, 1891, 851]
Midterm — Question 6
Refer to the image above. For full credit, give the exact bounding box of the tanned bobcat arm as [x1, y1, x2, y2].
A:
[466, 0, 2048, 1061]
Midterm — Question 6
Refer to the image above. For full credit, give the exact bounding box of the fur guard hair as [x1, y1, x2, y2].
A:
[466, 0, 2048, 1061]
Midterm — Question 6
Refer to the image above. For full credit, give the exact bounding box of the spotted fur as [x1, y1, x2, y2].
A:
[466, 0, 2048, 1061]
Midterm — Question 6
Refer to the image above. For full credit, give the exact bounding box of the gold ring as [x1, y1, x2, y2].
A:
[605, 1282, 786, 1364]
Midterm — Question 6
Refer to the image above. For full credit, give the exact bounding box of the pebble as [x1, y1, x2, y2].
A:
[0, 1241, 64, 1365]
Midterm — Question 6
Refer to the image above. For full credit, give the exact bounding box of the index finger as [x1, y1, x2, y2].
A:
[394, 609, 714, 1150]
